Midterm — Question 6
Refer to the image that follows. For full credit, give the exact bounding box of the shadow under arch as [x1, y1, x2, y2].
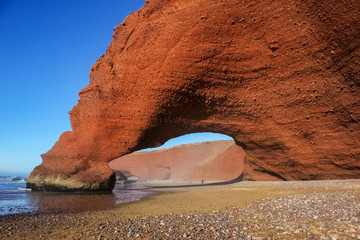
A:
[147, 171, 245, 189]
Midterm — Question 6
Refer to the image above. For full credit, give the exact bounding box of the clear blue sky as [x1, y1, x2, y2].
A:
[0, 0, 231, 175]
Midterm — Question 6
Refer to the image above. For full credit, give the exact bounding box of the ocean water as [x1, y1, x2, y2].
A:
[0, 176, 152, 216]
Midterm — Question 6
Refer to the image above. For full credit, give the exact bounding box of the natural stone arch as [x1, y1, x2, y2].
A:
[27, 0, 360, 191]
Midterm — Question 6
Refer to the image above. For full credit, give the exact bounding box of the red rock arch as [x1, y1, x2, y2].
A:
[28, 0, 360, 191]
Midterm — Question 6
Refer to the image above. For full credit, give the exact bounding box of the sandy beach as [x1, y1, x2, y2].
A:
[1, 180, 359, 239]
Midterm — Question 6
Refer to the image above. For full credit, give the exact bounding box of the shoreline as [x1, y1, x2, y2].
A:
[1, 179, 359, 239]
[112, 179, 360, 218]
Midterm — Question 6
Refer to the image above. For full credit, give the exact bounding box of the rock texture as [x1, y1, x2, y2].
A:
[28, 0, 360, 191]
[109, 140, 246, 181]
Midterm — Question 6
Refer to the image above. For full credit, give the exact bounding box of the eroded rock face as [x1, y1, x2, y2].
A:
[109, 140, 246, 181]
[28, 0, 360, 191]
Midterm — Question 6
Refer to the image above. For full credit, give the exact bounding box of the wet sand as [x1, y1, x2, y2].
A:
[0, 184, 152, 216]
[1, 180, 359, 239]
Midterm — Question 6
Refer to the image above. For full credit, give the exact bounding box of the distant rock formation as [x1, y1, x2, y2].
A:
[28, 0, 360, 191]
[109, 140, 247, 181]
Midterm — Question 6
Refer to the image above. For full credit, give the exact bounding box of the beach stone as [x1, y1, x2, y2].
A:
[2, 184, 359, 239]
[27, 0, 360, 191]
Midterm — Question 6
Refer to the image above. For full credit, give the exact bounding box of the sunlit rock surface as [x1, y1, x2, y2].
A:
[109, 141, 247, 181]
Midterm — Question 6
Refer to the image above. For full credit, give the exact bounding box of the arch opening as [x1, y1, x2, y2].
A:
[108, 132, 246, 185]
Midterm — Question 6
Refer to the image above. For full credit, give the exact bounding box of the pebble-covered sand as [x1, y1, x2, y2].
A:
[1, 180, 359, 239]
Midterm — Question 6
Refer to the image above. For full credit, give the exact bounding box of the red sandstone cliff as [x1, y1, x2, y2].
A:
[28, 0, 360, 191]
[109, 140, 246, 181]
